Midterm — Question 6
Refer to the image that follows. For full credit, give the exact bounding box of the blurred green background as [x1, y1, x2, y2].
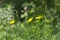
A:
[0, 0, 60, 40]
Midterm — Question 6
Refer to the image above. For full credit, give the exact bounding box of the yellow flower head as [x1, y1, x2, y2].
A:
[9, 20, 15, 24]
[35, 16, 43, 19]
[27, 17, 33, 23]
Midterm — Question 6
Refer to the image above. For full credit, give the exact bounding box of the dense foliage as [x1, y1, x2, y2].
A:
[0, 0, 60, 40]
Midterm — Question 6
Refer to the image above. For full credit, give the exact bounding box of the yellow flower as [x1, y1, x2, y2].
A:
[9, 20, 15, 24]
[35, 16, 43, 19]
[27, 17, 33, 23]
